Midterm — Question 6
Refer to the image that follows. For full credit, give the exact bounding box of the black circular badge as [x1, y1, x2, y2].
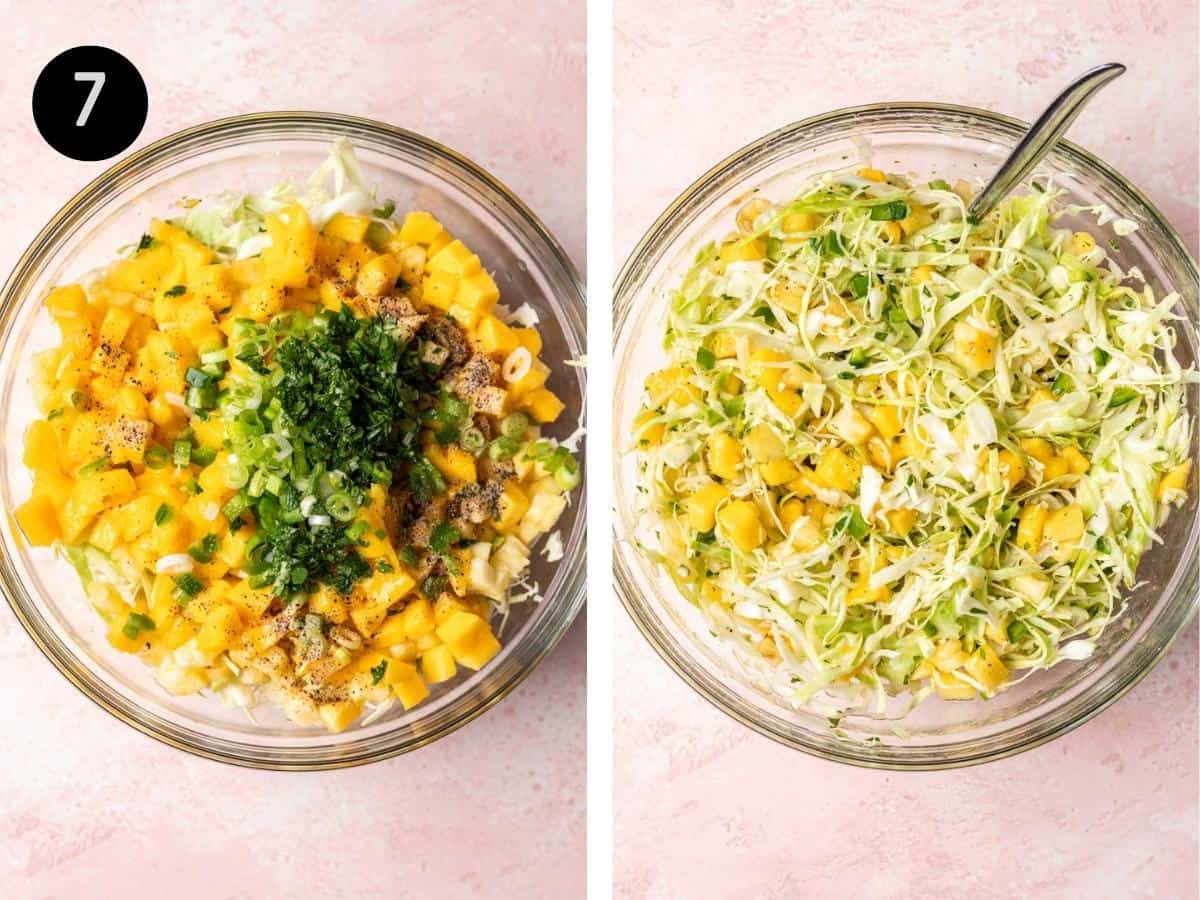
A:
[32, 46, 148, 161]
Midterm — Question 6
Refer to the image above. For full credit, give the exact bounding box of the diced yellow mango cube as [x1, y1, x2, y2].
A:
[14, 495, 60, 546]
[319, 700, 363, 733]
[425, 442, 477, 483]
[494, 481, 531, 534]
[706, 431, 741, 481]
[476, 315, 519, 357]
[813, 446, 862, 492]
[682, 482, 730, 532]
[964, 641, 1009, 694]
[759, 458, 799, 487]
[389, 661, 431, 709]
[398, 211, 444, 245]
[524, 388, 565, 424]
[1043, 504, 1084, 560]
[1016, 503, 1048, 553]
[427, 240, 481, 277]
[195, 603, 243, 657]
[350, 599, 391, 639]
[455, 270, 500, 313]
[323, 213, 372, 244]
[1158, 459, 1192, 502]
[422, 270, 459, 311]
[356, 253, 402, 298]
[716, 499, 764, 552]
[421, 643, 458, 683]
[435, 609, 501, 670]
[400, 596, 437, 639]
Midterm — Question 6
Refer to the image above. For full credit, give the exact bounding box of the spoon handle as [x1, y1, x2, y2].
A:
[967, 63, 1126, 221]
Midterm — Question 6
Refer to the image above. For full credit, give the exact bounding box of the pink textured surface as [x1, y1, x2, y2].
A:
[615, 2, 1199, 898]
[0, 2, 584, 898]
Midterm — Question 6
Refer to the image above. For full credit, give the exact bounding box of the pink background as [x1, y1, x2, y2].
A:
[615, 1, 1198, 898]
[0, 2, 584, 898]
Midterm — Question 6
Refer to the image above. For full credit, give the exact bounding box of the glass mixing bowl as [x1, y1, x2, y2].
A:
[0, 113, 586, 769]
[613, 103, 1198, 769]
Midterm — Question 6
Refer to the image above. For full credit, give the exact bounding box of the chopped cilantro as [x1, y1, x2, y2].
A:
[370, 659, 389, 684]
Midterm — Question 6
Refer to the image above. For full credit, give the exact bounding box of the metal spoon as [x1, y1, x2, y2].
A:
[967, 63, 1126, 221]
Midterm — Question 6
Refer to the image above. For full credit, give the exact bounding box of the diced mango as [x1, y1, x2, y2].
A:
[400, 596, 437, 639]
[524, 388, 565, 424]
[813, 446, 862, 493]
[435, 610, 501, 670]
[683, 482, 730, 533]
[716, 499, 764, 552]
[1043, 504, 1085, 560]
[421, 644, 458, 684]
[706, 431, 741, 481]
[425, 442, 477, 484]
[1016, 503, 1048, 553]
[398, 211, 444, 245]
[1158, 460, 1192, 501]
[964, 641, 1009, 694]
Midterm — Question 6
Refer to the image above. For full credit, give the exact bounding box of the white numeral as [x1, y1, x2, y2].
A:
[73, 71, 106, 127]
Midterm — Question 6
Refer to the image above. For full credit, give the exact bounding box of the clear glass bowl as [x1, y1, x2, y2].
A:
[0, 112, 587, 769]
[613, 103, 1198, 769]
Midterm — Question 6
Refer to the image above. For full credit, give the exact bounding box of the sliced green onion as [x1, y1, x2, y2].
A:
[500, 412, 531, 440]
[326, 491, 356, 522]
[459, 426, 486, 455]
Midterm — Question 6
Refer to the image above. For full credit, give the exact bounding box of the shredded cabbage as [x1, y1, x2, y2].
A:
[171, 138, 380, 259]
[631, 168, 1195, 721]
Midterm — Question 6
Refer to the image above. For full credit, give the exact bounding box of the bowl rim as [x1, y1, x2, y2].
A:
[613, 100, 1199, 770]
[0, 110, 588, 770]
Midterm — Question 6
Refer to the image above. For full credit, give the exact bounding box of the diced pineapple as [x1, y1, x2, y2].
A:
[1019, 437, 1055, 464]
[996, 448, 1027, 490]
[349, 598, 392, 639]
[323, 213, 372, 243]
[932, 668, 976, 700]
[427, 240, 482, 277]
[494, 481, 531, 534]
[830, 403, 875, 445]
[356, 253, 402, 298]
[524, 388, 565, 424]
[951, 320, 998, 375]
[884, 508, 918, 537]
[964, 642, 1009, 694]
[517, 491, 567, 545]
[1009, 572, 1050, 604]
